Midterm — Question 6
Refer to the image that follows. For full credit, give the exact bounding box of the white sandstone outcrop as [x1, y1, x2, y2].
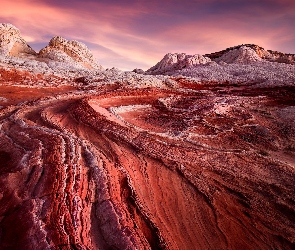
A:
[147, 53, 211, 74]
[39, 36, 103, 70]
[205, 44, 295, 65]
[1, 23, 294, 89]
[214, 46, 262, 64]
[0, 23, 36, 57]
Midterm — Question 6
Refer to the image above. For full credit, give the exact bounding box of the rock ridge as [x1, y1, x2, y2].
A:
[147, 53, 211, 74]
[0, 23, 36, 57]
[39, 36, 103, 70]
[205, 44, 295, 64]
[0, 23, 103, 71]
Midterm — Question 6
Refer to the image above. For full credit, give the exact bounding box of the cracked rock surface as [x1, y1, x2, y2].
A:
[0, 23, 295, 250]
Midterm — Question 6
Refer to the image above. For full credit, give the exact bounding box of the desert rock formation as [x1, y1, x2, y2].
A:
[0, 23, 36, 58]
[39, 36, 103, 70]
[213, 46, 262, 64]
[0, 24, 295, 250]
[148, 44, 295, 76]
[147, 53, 211, 74]
[205, 44, 295, 64]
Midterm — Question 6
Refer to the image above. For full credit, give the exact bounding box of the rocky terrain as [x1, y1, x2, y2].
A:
[0, 23, 295, 249]
[204, 44, 295, 64]
[146, 45, 295, 88]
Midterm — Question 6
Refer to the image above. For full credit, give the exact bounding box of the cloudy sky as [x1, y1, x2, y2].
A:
[1, 0, 295, 70]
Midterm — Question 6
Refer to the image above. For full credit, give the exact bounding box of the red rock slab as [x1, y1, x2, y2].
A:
[0, 82, 294, 249]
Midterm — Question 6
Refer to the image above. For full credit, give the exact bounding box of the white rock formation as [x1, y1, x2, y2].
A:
[214, 46, 262, 64]
[39, 36, 103, 70]
[1, 23, 294, 89]
[205, 44, 295, 65]
[0, 23, 36, 57]
[160, 61, 295, 87]
[147, 53, 211, 74]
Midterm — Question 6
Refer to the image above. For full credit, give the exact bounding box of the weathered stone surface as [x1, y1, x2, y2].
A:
[214, 46, 262, 64]
[1, 75, 295, 249]
[205, 44, 295, 64]
[39, 36, 103, 70]
[0, 23, 36, 57]
[147, 53, 211, 74]
[1, 24, 295, 250]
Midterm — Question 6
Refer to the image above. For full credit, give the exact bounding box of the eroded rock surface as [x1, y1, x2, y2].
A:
[205, 44, 295, 64]
[0, 23, 295, 250]
[214, 46, 262, 64]
[0, 23, 36, 57]
[1, 73, 295, 249]
[147, 53, 211, 74]
[39, 36, 103, 70]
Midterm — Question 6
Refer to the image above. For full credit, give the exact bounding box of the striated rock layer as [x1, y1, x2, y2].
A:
[0, 23, 36, 57]
[39, 36, 103, 70]
[0, 75, 295, 249]
[205, 44, 295, 64]
[1, 23, 295, 250]
[147, 53, 211, 74]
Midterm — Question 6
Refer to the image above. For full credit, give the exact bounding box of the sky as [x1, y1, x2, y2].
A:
[1, 0, 295, 70]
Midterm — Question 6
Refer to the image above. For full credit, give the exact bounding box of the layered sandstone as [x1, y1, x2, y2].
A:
[0, 80, 295, 249]
[214, 46, 262, 64]
[1, 24, 295, 250]
[0, 23, 36, 57]
[39, 36, 103, 70]
[147, 53, 211, 74]
[205, 44, 295, 64]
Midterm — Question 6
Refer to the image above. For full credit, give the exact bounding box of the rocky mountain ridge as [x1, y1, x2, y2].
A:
[147, 45, 295, 75]
[0, 23, 36, 58]
[0, 23, 102, 71]
[205, 43, 295, 64]
[1, 23, 295, 89]
[146, 45, 295, 88]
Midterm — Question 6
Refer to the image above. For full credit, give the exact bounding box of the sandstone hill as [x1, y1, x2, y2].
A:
[39, 36, 103, 70]
[147, 44, 295, 76]
[146, 45, 295, 88]
[0, 23, 295, 250]
[147, 53, 211, 74]
[205, 43, 295, 64]
[0, 23, 103, 72]
[0, 23, 36, 57]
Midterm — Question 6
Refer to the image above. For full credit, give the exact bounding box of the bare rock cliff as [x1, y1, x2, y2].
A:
[0, 23, 36, 57]
[205, 44, 295, 64]
[39, 36, 103, 70]
[147, 53, 211, 74]
[214, 46, 262, 64]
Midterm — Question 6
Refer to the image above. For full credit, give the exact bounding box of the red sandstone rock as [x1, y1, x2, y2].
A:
[0, 79, 295, 249]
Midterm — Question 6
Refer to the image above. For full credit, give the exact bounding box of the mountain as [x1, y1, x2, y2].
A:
[146, 53, 211, 74]
[0, 23, 295, 250]
[205, 44, 295, 64]
[147, 44, 295, 75]
[0, 23, 103, 72]
[145, 45, 295, 88]
[0, 23, 36, 57]
[39, 36, 103, 70]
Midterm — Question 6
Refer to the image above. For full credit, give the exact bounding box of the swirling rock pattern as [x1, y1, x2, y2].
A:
[0, 75, 295, 249]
